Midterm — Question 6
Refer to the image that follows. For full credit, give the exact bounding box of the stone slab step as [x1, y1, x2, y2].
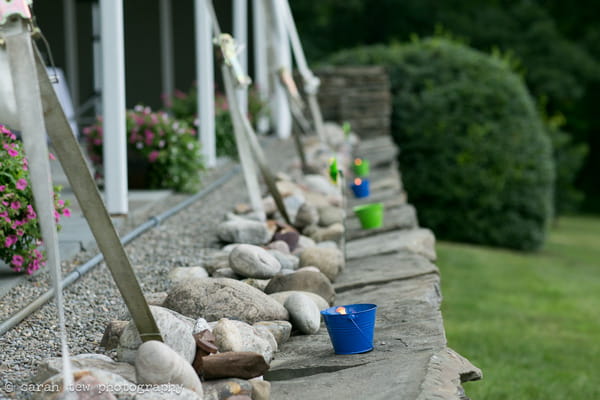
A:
[334, 251, 438, 293]
[346, 228, 436, 262]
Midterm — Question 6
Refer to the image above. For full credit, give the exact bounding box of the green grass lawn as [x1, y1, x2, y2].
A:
[437, 216, 600, 399]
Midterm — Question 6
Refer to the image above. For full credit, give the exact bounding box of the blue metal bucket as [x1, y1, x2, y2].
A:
[321, 303, 377, 354]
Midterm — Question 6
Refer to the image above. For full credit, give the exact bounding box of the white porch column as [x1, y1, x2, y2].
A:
[63, 0, 79, 109]
[159, 0, 175, 101]
[100, 0, 128, 214]
[233, 0, 248, 113]
[194, 0, 216, 167]
[268, 0, 292, 138]
[252, 0, 270, 133]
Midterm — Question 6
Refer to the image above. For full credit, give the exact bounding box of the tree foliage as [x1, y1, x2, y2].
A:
[330, 39, 555, 250]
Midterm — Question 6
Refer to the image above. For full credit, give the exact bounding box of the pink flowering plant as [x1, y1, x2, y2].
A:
[0, 125, 70, 274]
[83, 105, 204, 193]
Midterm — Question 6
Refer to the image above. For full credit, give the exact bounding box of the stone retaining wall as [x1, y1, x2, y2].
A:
[316, 66, 392, 139]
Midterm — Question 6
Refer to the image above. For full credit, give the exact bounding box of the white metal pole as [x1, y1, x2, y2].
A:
[159, 0, 175, 102]
[100, 0, 128, 215]
[63, 0, 79, 109]
[252, 0, 270, 133]
[194, 0, 216, 168]
[233, 0, 248, 114]
[269, 0, 292, 139]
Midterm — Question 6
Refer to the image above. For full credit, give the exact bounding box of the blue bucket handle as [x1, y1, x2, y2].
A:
[348, 314, 371, 342]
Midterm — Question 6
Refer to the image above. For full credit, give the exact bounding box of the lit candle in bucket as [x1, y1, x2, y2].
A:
[353, 158, 370, 177]
[321, 304, 378, 355]
[351, 177, 370, 198]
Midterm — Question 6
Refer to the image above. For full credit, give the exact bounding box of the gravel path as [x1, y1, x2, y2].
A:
[0, 138, 297, 399]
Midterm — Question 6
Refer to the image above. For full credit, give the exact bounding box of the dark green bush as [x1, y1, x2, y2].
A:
[330, 38, 555, 250]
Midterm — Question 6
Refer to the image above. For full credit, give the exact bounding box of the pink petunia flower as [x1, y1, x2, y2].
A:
[11, 255, 24, 267]
[0, 185, 5, 192]
[5, 235, 17, 248]
[148, 151, 160, 163]
[16, 179, 28, 190]
[62, 208, 71, 217]
[10, 201, 21, 210]
[8, 148, 18, 157]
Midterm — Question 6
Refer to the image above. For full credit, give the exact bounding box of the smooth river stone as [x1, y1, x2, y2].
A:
[294, 203, 319, 229]
[318, 205, 345, 227]
[212, 318, 277, 363]
[135, 340, 203, 396]
[298, 247, 345, 281]
[268, 290, 329, 311]
[264, 270, 335, 305]
[229, 244, 281, 279]
[164, 277, 289, 324]
[284, 293, 321, 334]
[217, 220, 270, 245]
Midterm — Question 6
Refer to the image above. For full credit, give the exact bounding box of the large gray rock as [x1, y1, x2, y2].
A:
[135, 340, 203, 396]
[217, 220, 270, 245]
[164, 277, 289, 323]
[294, 203, 319, 229]
[269, 290, 329, 311]
[284, 293, 321, 335]
[264, 270, 335, 305]
[299, 247, 345, 281]
[229, 244, 281, 279]
[212, 318, 277, 363]
[117, 306, 196, 364]
[33, 354, 136, 384]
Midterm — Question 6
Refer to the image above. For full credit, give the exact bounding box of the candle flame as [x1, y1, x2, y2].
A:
[335, 306, 347, 315]
[354, 178, 362, 186]
[354, 158, 362, 166]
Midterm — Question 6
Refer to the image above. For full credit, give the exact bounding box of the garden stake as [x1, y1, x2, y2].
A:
[209, 1, 291, 225]
[2, 6, 75, 396]
[1, 2, 162, 372]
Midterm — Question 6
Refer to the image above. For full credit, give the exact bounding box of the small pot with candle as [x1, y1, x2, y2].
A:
[353, 158, 370, 177]
[351, 177, 370, 198]
[321, 304, 378, 354]
[353, 202, 384, 229]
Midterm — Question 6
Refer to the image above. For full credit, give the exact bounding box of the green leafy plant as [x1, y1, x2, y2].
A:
[166, 84, 267, 159]
[1, 125, 70, 274]
[83, 106, 204, 193]
[330, 38, 555, 250]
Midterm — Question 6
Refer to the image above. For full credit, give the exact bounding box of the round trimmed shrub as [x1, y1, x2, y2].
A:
[330, 38, 555, 250]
